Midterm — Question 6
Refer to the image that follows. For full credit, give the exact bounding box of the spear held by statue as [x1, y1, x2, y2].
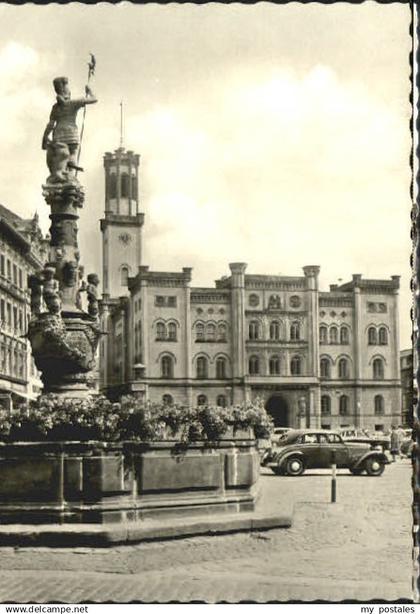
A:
[77, 53, 97, 172]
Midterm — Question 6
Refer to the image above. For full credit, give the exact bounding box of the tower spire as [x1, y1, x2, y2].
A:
[120, 100, 124, 148]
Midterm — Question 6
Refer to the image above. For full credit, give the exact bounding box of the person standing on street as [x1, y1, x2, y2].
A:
[390, 425, 400, 462]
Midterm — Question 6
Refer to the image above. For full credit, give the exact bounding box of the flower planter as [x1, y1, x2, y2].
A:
[0, 438, 260, 524]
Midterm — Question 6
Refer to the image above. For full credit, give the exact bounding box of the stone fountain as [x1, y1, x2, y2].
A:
[28, 76, 100, 396]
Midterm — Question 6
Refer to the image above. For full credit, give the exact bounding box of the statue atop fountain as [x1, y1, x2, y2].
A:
[28, 68, 101, 397]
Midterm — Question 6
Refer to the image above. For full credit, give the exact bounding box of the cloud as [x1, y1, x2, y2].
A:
[0, 42, 49, 145]
[0, 10, 410, 345]
[120, 64, 408, 281]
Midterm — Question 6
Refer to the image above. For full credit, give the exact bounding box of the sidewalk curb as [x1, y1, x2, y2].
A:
[0, 508, 293, 547]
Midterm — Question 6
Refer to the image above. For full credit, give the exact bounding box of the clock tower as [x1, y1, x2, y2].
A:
[100, 147, 144, 297]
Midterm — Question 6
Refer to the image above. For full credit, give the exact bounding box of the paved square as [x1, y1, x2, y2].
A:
[0, 460, 414, 603]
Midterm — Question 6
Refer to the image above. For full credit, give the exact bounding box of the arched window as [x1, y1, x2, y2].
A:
[156, 322, 166, 341]
[373, 358, 384, 380]
[195, 323, 204, 342]
[368, 327, 377, 345]
[249, 320, 260, 340]
[162, 394, 173, 406]
[167, 322, 177, 341]
[217, 394, 227, 408]
[270, 321, 280, 341]
[161, 355, 173, 378]
[290, 355, 302, 376]
[320, 358, 331, 378]
[7, 346, 12, 374]
[340, 326, 349, 344]
[290, 321, 300, 341]
[218, 323, 227, 342]
[197, 394, 207, 406]
[338, 358, 349, 379]
[121, 173, 129, 198]
[13, 348, 18, 376]
[269, 355, 281, 375]
[339, 395, 349, 415]
[319, 325, 328, 344]
[137, 321, 142, 347]
[0, 343, 5, 374]
[131, 175, 137, 198]
[196, 356, 208, 379]
[216, 357, 227, 379]
[121, 266, 129, 286]
[321, 395, 331, 415]
[329, 326, 338, 344]
[18, 352, 24, 378]
[249, 355, 260, 375]
[206, 323, 216, 341]
[374, 395, 384, 415]
[110, 174, 117, 199]
[378, 327, 388, 345]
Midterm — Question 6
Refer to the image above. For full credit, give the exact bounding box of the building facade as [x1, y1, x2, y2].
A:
[400, 348, 414, 426]
[0, 204, 47, 408]
[100, 148, 402, 431]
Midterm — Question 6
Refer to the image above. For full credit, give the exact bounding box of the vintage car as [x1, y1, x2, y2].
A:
[271, 427, 293, 443]
[259, 427, 293, 465]
[264, 429, 389, 477]
[367, 430, 391, 452]
[338, 427, 384, 450]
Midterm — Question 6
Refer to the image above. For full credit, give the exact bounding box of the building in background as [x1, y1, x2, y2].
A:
[100, 148, 402, 431]
[0, 204, 47, 409]
[400, 348, 414, 426]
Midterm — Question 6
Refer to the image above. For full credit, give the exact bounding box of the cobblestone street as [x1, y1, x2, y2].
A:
[0, 459, 414, 603]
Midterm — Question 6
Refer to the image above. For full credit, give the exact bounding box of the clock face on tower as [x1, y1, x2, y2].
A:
[119, 232, 132, 245]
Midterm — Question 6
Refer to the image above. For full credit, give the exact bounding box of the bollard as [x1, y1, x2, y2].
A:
[331, 450, 337, 503]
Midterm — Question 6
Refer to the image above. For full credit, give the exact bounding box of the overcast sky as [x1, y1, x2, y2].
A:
[0, 2, 412, 347]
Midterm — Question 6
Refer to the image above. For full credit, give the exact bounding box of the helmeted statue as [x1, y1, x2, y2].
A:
[42, 77, 97, 180]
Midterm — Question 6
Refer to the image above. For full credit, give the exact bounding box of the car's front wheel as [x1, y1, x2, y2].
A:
[284, 456, 305, 476]
[364, 457, 385, 477]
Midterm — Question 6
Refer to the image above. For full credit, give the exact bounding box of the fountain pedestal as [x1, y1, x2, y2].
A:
[28, 176, 100, 397]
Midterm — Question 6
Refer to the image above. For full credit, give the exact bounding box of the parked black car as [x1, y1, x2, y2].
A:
[264, 429, 389, 477]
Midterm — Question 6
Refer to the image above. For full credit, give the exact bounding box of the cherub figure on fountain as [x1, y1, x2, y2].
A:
[42, 266, 61, 316]
[86, 273, 100, 319]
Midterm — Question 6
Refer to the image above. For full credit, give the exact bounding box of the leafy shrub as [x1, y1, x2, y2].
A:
[0, 395, 273, 443]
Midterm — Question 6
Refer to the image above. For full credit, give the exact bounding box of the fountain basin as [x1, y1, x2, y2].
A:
[0, 438, 261, 524]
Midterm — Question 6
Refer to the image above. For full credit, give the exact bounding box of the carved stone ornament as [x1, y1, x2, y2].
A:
[289, 295, 301, 308]
[119, 232, 132, 245]
[249, 294, 260, 307]
[268, 295, 282, 310]
[28, 314, 101, 385]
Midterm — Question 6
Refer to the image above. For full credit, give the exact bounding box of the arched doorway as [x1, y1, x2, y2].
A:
[266, 395, 289, 427]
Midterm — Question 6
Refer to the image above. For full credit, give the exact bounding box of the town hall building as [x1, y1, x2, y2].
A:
[99, 147, 402, 431]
